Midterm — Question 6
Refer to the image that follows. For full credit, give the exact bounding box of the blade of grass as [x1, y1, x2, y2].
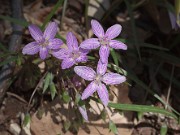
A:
[85, 0, 89, 35]
[110, 48, 119, 66]
[117, 38, 169, 51]
[0, 15, 29, 27]
[108, 63, 180, 116]
[153, 51, 180, 66]
[0, 56, 18, 67]
[101, 0, 123, 22]
[124, 0, 141, 61]
[108, 102, 178, 120]
[60, 0, 68, 29]
[41, 0, 64, 30]
[0, 42, 9, 52]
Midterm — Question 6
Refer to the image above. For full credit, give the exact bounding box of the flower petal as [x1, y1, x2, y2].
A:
[99, 46, 110, 63]
[48, 38, 63, 49]
[61, 58, 75, 69]
[22, 42, 40, 55]
[39, 47, 48, 60]
[78, 106, 88, 121]
[79, 48, 89, 54]
[52, 48, 70, 59]
[80, 38, 100, 50]
[102, 73, 126, 85]
[43, 22, 58, 40]
[105, 24, 122, 39]
[91, 20, 104, 38]
[75, 54, 88, 63]
[28, 25, 43, 42]
[66, 32, 79, 50]
[74, 66, 96, 81]
[97, 83, 109, 106]
[81, 81, 97, 100]
[97, 60, 107, 75]
[109, 40, 127, 50]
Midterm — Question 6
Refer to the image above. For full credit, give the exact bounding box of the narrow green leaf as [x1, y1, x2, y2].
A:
[43, 72, 51, 93]
[36, 107, 45, 120]
[64, 120, 71, 131]
[109, 120, 118, 135]
[62, 91, 70, 103]
[0, 42, 9, 52]
[41, 0, 64, 30]
[23, 113, 31, 126]
[175, 0, 180, 16]
[116, 38, 169, 51]
[108, 102, 178, 120]
[124, 0, 141, 61]
[153, 51, 180, 66]
[110, 49, 119, 66]
[102, 0, 123, 22]
[0, 15, 29, 27]
[160, 124, 168, 135]
[84, 0, 89, 33]
[0, 56, 18, 67]
[75, 93, 81, 105]
[100, 109, 107, 122]
[175, 0, 180, 25]
[50, 82, 57, 100]
[16, 55, 23, 66]
[108, 63, 180, 117]
[137, 111, 143, 121]
[60, 0, 68, 29]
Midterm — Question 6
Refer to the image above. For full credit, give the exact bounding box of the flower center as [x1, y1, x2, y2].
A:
[99, 37, 109, 46]
[94, 74, 102, 84]
[39, 39, 49, 47]
[70, 50, 81, 60]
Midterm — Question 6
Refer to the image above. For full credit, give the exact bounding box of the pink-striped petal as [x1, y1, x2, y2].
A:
[99, 46, 110, 63]
[52, 48, 70, 59]
[80, 38, 100, 49]
[43, 22, 58, 40]
[75, 54, 88, 63]
[109, 40, 127, 50]
[81, 81, 98, 100]
[79, 48, 89, 54]
[48, 38, 63, 49]
[39, 47, 48, 60]
[105, 24, 122, 39]
[28, 25, 43, 42]
[74, 66, 96, 81]
[102, 73, 126, 85]
[91, 20, 104, 38]
[97, 83, 109, 106]
[78, 106, 88, 121]
[22, 42, 40, 55]
[97, 60, 107, 75]
[66, 32, 79, 50]
[61, 58, 75, 69]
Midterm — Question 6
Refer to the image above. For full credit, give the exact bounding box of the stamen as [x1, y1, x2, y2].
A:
[99, 37, 109, 46]
[95, 74, 102, 84]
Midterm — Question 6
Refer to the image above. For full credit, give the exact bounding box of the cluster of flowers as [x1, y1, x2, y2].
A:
[22, 20, 127, 119]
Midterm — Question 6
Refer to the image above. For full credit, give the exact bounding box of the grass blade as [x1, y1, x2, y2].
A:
[124, 0, 141, 61]
[0, 15, 29, 27]
[110, 48, 119, 66]
[108, 102, 178, 120]
[41, 0, 64, 30]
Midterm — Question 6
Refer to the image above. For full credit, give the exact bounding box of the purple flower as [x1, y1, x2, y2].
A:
[168, 11, 180, 30]
[74, 60, 126, 106]
[80, 20, 127, 63]
[22, 22, 63, 60]
[52, 32, 88, 69]
[78, 106, 88, 121]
